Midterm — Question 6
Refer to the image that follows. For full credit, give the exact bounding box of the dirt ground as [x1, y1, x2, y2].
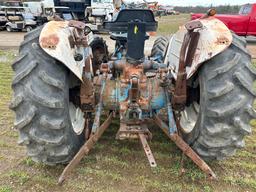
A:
[0, 31, 157, 55]
[0, 15, 256, 192]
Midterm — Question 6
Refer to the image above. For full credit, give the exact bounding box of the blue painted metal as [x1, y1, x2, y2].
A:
[150, 79, 166, 110]
[117, 52, 122, 60]
[102, 76, 167, 120]
[164, 90, 177, 134]
[118, 83, 131, 102]
[91, 76, 106, 134]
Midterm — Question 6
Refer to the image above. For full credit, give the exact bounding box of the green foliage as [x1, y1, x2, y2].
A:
[0, 186, 12, 192]
[157, 14, 190, 35]
[8, 171, 30, 185]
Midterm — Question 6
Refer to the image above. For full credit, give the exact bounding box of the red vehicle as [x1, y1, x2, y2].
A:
[191, 4, 256, 36]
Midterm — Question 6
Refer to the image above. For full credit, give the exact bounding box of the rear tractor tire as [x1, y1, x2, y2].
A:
[10, 27, 84, 165]
[151, 36, 169, 63]
[179, 34, 256, 160]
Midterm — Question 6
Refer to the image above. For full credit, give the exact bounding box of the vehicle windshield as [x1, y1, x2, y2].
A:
[23, 13, 34, 19]
[62, 13, 73, 20]
[239, 4, 252, 15]
[92, 0, 112, 3]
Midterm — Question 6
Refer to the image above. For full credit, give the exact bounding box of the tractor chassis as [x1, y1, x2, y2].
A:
[57, 17, 217, 184]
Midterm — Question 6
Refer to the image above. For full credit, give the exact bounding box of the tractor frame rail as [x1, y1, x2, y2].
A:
[58, 112, 113, 185]
[153, 114, 217, 180]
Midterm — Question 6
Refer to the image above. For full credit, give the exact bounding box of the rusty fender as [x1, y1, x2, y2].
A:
[166, 17, 232, 79]
[39, 21, 93, 81]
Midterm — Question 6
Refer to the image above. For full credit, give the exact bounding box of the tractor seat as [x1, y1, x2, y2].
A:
[110, 32, 150, 41]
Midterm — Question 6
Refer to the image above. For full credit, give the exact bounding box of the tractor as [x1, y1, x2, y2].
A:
[10, 9, 255, 183]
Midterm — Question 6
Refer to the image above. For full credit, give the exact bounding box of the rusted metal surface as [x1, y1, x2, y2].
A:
[166, 17, 233, 79]
[39, 21, 85, 81]
[171, 33, 190, 110]
[100, 59, 167, 120]
[153, 114, 217, 179]
[80, 76, 94, 111]
[40, 34, 59, 49]
[118, 62, 153, 118]
[201, 8, 217, 19]
[139, 133, 157, 168]
[80, 54, 95, 112]
[116, 123, 152, 140]
[68, 20, 86, 30]
[84, 115, 92, 140]
[58, 112, 113, 185]
[185, 32, 200, 67]
[91, 68, 108, 134]
[185, 20, 203, 31]
[172, 22, 202, 111]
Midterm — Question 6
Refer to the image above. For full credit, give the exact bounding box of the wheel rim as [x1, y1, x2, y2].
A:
[69, 102, 85, 135]
[179, 102, 200, 134]
[7, 26, 11, 32]
[26, 27, 32, 32]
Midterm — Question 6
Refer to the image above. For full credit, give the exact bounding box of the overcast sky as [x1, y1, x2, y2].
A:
[128, 0, 255, 6]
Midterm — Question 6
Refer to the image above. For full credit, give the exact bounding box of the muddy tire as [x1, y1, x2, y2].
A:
[151, 36, 169, 63]
[90, 36, 108, 74]
[180, 34, 256, 160]
[10, 27, 83, 165]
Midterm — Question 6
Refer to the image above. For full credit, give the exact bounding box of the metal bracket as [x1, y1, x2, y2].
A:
[116, 123, 156, 168]
[58, 113, 113, 185]
[172, 21, 202, 111]
[139, 133, 157, 168]
[116, 123, 152, 140]
[153, 114, 216, 179]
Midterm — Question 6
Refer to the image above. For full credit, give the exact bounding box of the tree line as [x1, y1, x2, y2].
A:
[175, 5, 242, 14]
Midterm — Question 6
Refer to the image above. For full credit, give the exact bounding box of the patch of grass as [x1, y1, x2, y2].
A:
[151, 165, 168, 175]
[2, 130, 18, 138]
[0, 141, 9, 148]
[8, 171, 30, 185]
[203, 185, 213, 192]
[224, 176, 256, 190]
[0, 50, 15, 64]
[119, 145, 132, 155]
[223, 160, 256, 171]
[0, 186, 12, 192]
[33, 174, 56, 186]
[78, 167, 123, 182]
[236, 150, 256, 159]
[102, 156, 129, 168]
[157, 14, 190, 35]
[22, 157, 35, 167]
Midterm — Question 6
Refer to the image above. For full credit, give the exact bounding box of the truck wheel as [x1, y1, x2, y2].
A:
[151, 36, 169, 63]
[25, 26, 33, 32]
[10, 26, 84, 165]
[90, 36, 108, 74]
[179, 34, 255, 160]
[6, 26, 12, 32]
